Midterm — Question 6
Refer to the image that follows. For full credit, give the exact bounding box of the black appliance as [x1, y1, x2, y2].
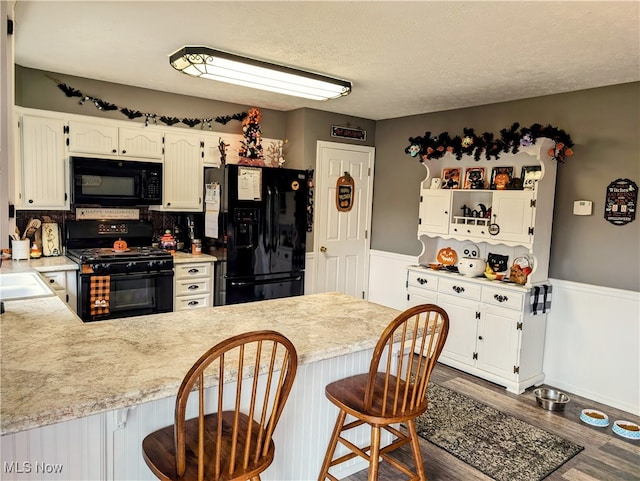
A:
[66, 220, 174, 322]
[204, 165, 308, 305]
[71, 157, 162, 206]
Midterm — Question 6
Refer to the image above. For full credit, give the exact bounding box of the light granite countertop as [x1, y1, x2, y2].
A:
[0, 292, 399, 436]
[1, 256, 79, 273]
[173, 252, 217, 264]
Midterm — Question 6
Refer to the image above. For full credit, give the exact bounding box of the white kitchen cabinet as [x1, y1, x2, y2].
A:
[418, 189, 450, 235]
[157, 132, 204, 212]
[17, 115, 69, 210]
[406, 265, 544, 393]
[174, 260, 214, 311]
[491, 190, 535, 244]
[68, 120, 163, 160]
[202, 131, 223, 167]
[38, 270, 77, 313]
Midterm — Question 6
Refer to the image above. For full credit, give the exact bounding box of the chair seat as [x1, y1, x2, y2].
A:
[142, 411, 275, 481]
[325, 373, 428, 425]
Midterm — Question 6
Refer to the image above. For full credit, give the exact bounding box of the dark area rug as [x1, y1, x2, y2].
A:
[415, 383, 584, 481]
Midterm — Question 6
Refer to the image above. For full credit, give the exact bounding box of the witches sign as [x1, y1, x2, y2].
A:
[604, 178, 637, 226]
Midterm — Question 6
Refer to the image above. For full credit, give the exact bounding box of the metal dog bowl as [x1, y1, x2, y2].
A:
[534, 388, 570, 411]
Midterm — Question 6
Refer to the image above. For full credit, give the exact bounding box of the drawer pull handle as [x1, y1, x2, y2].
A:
[49, 279, 55, 284]
[187, 300, 200, 306]
[494, 294, 508, 302]
[452, 286, 465, 294]
[417, 277, 428, 285]
[478, 336, 483, 340]
[187, 268, 200, 274]
[187, 285, 199, 290]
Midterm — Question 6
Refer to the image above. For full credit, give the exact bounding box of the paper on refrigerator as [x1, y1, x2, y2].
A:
[205, 183, 220, 238]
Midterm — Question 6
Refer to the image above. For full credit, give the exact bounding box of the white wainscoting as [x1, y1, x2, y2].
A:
[366, 249, 640, 416]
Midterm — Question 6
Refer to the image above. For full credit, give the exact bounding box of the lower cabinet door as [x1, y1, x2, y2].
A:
[437, 293, 478, 366]
[406, 287, 437, 309]
[476, 305, 521, 379]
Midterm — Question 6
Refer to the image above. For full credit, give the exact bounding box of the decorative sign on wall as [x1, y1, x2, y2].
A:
[336, 172, 355, 212]
[604, 178, 637, 226]
[331, 125, 366, 141]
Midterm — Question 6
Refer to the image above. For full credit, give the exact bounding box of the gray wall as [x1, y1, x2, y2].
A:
[373, 82, 640, 291]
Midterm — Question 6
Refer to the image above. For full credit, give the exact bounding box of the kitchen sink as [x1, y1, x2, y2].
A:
[0, 272, 55, 301]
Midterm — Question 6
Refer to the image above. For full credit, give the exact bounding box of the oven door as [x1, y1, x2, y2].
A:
[79, 271, 173, 322]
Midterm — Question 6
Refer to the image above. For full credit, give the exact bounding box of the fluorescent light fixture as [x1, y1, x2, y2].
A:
[169, 46, 351, 101]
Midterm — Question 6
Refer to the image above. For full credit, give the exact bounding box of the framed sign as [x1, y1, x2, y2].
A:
[331, 125, 366, 141]
[336, 172, 355, 212]
[604, 178, 637, 226]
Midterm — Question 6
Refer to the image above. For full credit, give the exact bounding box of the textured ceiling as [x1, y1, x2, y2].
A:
[13, 1, 640, 121]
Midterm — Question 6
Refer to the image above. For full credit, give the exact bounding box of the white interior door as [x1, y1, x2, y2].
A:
[314, 141, 375, 299]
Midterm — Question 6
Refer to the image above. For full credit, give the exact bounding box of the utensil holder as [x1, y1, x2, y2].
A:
[11, 239, 30, 260]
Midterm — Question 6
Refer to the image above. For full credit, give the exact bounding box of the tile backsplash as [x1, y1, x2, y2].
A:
[16, 207, 183, 249]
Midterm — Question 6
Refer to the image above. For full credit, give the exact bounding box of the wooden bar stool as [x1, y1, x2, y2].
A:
[318, 304, 449, 481]
[142, 330, 297, 481]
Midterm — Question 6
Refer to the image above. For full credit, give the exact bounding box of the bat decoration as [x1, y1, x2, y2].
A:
[94, 100, 118, 111]
[160, 116, 180, 126]
[57, 83, 83, 98]
[181, 118, 201, 128]
[120, 108, 142, 120]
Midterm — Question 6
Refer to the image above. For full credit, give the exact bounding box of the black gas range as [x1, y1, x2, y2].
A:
[66, 220, 174, 322]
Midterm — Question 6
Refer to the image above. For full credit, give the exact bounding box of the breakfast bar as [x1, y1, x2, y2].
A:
[1, 292, 402, 480]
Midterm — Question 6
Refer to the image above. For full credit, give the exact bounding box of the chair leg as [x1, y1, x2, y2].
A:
[407, 419, 427, 481]
[368, 425, 381, 481]
[318, 409, 347, 481]
[250, 477, 261, 481]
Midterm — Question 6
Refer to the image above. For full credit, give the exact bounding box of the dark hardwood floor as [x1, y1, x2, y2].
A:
[341, 362, 640, 481]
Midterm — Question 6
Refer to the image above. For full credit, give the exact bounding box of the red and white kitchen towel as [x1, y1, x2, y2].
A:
[89, 276, 110, 316]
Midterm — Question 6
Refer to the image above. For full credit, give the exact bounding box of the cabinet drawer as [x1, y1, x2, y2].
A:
[175, 294, 211, 311]
[175, 278, 212, 296]
[39, 271, 66, 291]
[407, 270, 439, 291]
[438, 277, 481, 301]
[481, 286, 524, 310]
[175, 262, 212, 279]
[450, 222, 489, 239]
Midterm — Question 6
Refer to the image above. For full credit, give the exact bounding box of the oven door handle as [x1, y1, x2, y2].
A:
[230, 275, 302, 287]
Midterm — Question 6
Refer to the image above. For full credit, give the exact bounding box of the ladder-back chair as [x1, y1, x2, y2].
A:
[142, 330, 298, 481]
[318, 304, 449, 481]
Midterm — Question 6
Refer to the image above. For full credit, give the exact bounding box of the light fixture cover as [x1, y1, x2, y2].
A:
[169, 46, 351, 101]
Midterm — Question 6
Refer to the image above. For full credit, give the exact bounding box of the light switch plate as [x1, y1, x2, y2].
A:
[573, 200, 593, 215]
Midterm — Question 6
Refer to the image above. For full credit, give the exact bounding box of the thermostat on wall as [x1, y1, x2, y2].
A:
[573, 200, 593, 216]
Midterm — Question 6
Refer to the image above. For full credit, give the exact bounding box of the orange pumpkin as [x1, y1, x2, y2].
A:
[113, 239, 128, 252]
[437, 247, 457, 266]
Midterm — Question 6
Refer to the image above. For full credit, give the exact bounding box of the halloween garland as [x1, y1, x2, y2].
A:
[55, 82, 247, 128]
[405, 123, 574, 163]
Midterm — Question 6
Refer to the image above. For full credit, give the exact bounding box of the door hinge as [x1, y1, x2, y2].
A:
[517, 321, 523, 330]
[530, 199, 536, 208]
[407, 293, 410, 301]
[418, 218, 422, 225]
[200, 141, 204, 148]
[475, 311, 481, 319]
[528, 227, 534, 235]
[420, 195, 423, 202]
[365, 230, 368, 239]
[63, 125, 69, 134]
[368, 167, 371, 176]
[362, 291, 365, 299]
[472, 352, 478, 360]
[65, 294, 69, 303]
[64, 193, 68, 201]
[513, 366, 520, 375]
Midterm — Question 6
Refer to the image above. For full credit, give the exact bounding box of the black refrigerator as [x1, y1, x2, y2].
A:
[204, 164, 308, 305]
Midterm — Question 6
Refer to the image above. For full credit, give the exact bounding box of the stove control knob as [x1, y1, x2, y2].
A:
[90, 263, 101, 273]
[148, 261, 157, 270]
[101, 263, 112, 272]
[125, 262, 136, 271]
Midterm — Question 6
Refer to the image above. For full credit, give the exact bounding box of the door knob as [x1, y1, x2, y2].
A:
[320, 246, 327, 253]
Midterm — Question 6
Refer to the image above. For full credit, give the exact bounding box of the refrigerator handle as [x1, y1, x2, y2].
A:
[264, 186, 272, 252]
[272, 186, 280, 252]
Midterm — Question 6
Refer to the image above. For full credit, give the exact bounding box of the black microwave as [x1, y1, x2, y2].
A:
[71, 157, 163, 206]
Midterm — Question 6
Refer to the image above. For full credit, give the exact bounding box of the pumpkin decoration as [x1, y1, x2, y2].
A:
[437, 247, 458, 266]
[113, 239, 128, 252]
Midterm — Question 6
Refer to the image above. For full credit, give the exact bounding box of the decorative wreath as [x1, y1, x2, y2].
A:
[404, 123, 574, 162]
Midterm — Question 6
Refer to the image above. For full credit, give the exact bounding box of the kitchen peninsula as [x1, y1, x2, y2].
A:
[1, 291, 401, 480]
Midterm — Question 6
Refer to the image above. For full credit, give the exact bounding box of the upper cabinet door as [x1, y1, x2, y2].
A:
[418, 189, 451, 235]
[162, 132, 203, 211]
[68, 121, 118, 155]
[20, 115, 69, 210]
[491, 190, 535, 244]
[118, 127, 163, 160]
